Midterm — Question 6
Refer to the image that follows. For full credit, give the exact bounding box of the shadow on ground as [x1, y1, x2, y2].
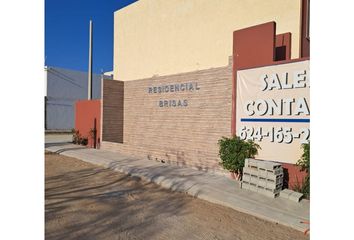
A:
[45, 154, 194, 240]
[45, 152, 309, 240]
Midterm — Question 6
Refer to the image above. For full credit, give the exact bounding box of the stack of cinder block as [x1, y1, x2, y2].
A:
[241, 158, 283, 198]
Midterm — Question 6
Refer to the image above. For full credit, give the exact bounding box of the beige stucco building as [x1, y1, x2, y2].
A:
[113, 0, 302, 81]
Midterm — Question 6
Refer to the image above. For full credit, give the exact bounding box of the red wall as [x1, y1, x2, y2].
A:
[232, 22, 276, 136]
[75, 99, 101, 148]
[300, 0, 310, 58]
[282, 163, 308, 190]
[275, 32, 291, 61]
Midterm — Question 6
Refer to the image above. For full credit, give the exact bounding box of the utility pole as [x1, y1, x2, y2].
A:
[88, 20, 93, 100]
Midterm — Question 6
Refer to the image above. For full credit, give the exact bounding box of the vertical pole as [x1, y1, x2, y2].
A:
[88, 20, 93, 100]
[44, 66, 48, 130]
[45, 96, 47, 130]
[93, 118, 97, 149]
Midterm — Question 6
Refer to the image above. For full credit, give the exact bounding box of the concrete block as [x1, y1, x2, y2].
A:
[265, 182, 283, 191]
[265, 187, 282, 194]
[258, 188, 279, 198]
[245, 158, 259, 168]
[275, 177, 284, 185]
[245, 159, 284, 186]
[288, 191, 304, 202]
[258, 179, 267, 187]
[257, 161, 268, 169]
[244, 158, 249, 167]
[279, 189, 293, 199]
[249, 183, 258, 192]
[241, 181, 249, 190]
[258, 166, 282, 175]
[266, 182, 282, 190]
[246, 158, 282, 171]
[274, 168, 284, 175]
[265, 181, 277, 189]
[250, 175, 258, 184]
[279, 189, 304, 202]
[266, 173, 284, 181]
[266, 178, 275, 184]
[242, 173, 250, 182]
[258, 169, 268, 178]
[265, 177, 283, 186]
[243, 167, 258, 175]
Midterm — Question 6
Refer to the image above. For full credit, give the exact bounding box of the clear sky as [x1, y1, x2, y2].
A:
[45, 0, 137, 74]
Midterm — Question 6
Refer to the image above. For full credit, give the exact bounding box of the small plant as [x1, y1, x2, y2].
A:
[81, 137, 88, 146]
[293, 175, 310, 199]
[296, 142, 310, 198]
[218, 136, 261, 180]
[297, 142, 310, 173]
[72, 129, 81, 144]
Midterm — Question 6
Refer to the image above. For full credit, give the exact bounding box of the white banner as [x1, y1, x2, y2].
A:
[236, 60, 310, 164]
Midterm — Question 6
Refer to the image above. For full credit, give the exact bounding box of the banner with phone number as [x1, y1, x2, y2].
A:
[236, 60, 310, 164]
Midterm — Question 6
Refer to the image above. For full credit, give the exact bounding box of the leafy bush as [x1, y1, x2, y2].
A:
[81, 137, 88, 146]
[297, 142, 310, 173]
[72, 129, 81, 144]
[218, 136, 261, 176]
[72, 129, 89, 146]
[296, 142, 310, 198]
[292, 175, 309, 198]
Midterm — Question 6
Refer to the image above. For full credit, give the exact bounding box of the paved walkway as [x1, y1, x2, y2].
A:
[45, 143, 309, 232]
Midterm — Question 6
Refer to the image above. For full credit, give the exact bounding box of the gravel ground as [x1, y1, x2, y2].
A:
[45, 151, 309, 240]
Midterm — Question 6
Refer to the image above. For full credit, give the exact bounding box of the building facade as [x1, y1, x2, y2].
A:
[76, 0, 310, 188]
[113, 0, 307, 81]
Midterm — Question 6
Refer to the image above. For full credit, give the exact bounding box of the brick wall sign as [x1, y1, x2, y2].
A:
[102, 65, 232, 173]
[147, 82, 200, 108]
[236, 60, 310, 164]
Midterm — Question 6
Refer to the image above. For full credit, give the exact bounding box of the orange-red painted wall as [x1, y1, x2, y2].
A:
[282, 163, 308, 190]
[232, 22, 276, 137]
[75, 100, 101, 148]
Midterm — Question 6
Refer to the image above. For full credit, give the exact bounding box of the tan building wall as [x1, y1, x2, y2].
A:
[101, 63, 232, 173]
[114, 0, 301, 80]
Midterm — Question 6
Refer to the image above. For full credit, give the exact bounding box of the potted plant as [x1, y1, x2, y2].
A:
[218, 136, 260, 181]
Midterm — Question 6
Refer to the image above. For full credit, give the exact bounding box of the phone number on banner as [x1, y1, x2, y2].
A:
[238, 126, 310, 144]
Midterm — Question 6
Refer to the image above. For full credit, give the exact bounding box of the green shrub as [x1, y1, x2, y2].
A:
[296, 142, 310, 198]
[81, 137, 88, 146]
[293, 175, 310, 199]
[297, 142, 310, 173]
[72, 129, 81, 144]
[218, 136, 261, 175]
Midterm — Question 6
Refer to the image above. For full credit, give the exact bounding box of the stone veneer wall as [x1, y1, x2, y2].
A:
[102, 80, 124, 143]
[101, 64, 232, 173]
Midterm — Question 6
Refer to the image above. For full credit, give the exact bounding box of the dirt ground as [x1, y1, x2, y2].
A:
[45, 151, 309, 240]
